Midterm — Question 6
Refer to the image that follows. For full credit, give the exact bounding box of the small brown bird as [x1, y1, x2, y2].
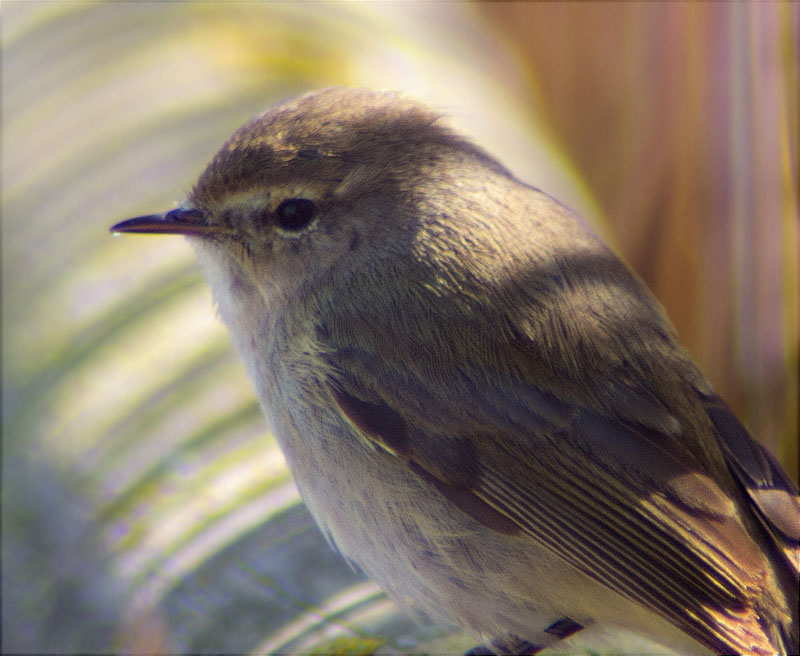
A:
[112, 88, 799, 655]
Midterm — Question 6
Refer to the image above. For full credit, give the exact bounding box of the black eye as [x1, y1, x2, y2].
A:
[275, 198, 316, 231]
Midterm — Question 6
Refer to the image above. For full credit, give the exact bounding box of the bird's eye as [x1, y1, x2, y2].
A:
[275, 198, 317, 231]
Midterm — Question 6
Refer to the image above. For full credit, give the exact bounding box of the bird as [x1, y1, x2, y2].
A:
[111, 87, 799, 655]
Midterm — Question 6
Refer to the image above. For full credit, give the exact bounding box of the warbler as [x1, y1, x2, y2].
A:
[111, 88, 799, 655]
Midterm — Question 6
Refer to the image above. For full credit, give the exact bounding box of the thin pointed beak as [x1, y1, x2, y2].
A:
[110, 208, 232, 237]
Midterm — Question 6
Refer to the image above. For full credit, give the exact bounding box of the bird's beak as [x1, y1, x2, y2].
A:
[110, 208, 232, 237]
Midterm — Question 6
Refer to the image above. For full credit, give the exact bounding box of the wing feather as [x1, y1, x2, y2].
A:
[328, 359, 788, 655]
[703, 394, 800, 575]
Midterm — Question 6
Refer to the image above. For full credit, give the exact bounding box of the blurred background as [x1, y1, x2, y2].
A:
[2, 3, 797, 654]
